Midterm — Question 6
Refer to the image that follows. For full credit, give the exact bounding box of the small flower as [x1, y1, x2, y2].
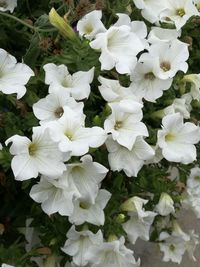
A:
[0, 48, 34, 99]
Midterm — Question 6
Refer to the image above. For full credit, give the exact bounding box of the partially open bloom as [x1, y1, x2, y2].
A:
[182, 73, 200, 100]
[0, 48, 34, 99]
[157, 113, 200, 164]
[6, 127, 66, 180]
[155, 192, 175, 216]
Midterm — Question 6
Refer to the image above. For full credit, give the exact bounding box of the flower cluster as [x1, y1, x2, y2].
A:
[0, 0, 200, 266]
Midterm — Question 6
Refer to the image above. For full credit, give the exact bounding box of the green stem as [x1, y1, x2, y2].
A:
[0, 11, 56, 33]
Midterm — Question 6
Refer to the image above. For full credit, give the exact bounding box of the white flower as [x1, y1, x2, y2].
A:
[104, 105, 148, 150]
[66, 155, 108, 203]
[186, 167, 200, 189]
[0, 0, 17, 12]
[47, 107, 107, 156]
[130, 58, 173, 102]
[0, 143, 2, 150]
[148, 27, 181, 44]
[157, 113, 200, 164]
[106, 136, 155, 177]
[121, 197, 157, 244]
[43, 63, 94, 100]
[77, 10, 106, 40]
[69, 189, 111, 226]
[5, 127, 66, 181]
[160, 0, 198, 30]
[90, 25, 144, 74]
[33, 91, 84, 124]
[62, 226, 103, 266]
[29, 175, 78, 216]
[2, 264, 15, 267]
[155, 192, 175, 216]
[182, 73, 200, 100]
[141, 40, 189, 80]
[133, 0, 166, 23]
[0, 48, 34, 99]
[164, 94, 192, 119]
[98, 76, 143, 113]
[87, 236, 140, 267]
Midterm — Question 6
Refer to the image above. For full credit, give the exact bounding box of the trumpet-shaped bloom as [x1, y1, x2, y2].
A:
[98, 76, 143, 113]
[6, 127, 66, 180]
[29, 175, 78, 216]
[104, 105, 148, 150]
[69, 189, 111, 226]
[106, 136, 155, 177]
[90, 25, 144, 74]
[33, 91, 84, 124]
[47, 107, 107, 156]
[182, 73, 200, 100]
[147, 27, 181, 44]
[155, 193, 175, 216]
[0, 48, 34, 99]
[87, 236, 140, 267]
[66, 155, 108, 203]
[130, 58, 173, 102]
[0, 0, 17, 12]
[141, 40, 189, 80]
[62, 226, 103, 266]
[77, 10, 106, 40]
[43, 63, 94, 100]
[157, 113, 200, 164]
[160, 0, 198, 30]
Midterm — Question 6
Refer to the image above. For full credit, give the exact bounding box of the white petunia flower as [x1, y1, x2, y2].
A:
[77, 10, 106, 40]
[160, 0, 198, 30]
[106, 136, 155, 177]
[0, 48, 34, 99]
[2, 264, 15, 267]
[0, 0, 17, 13]
[87, 236, 140, 267]
[148, 27, 181, 44]
[130, 58, 173, 102]
[98, 76, 143, 113]
[43, 63, 94, 100]
[62, 226, 103, 266]
[33, 91, 84, 124]
[141, 40, 189, 80]
[69, 189, 111, 226]
[90, 25, 144, 74]
[47, 107, 107, 156]
[133, 0, 166, 23]
[29, 175, 78, 216]
[163, 95, 192, 119]
[155, 192, 175, 216]
[5, 127, 66, 181]
[104, 105, 148, 150]
[157, 113, 200, 164]
[182, 73, 200, 100]
[66, 155, 108, 203]
[121, 196, 157, 244]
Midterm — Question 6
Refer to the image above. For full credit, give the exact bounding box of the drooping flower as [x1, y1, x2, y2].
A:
[0, 48, 34, 99]
[43, 63, 94, 100]
[157, 113, 200, 164]
[62, 226, 103, 266]
[5, 127, 66, 180]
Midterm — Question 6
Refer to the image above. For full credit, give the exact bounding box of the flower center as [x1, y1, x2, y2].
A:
[176, 8, 186, 17]
[195, 176, 200, 181]
[54, 107, 64, 118]
[169, 244, 176, 252]
[165, 133, 176, 142]
[114, 121, 123, 130]
[84, 24, 93, 34]
[28, 143, 38, 156]
[65, 131, 73, 140]
[79, 201, 91, 209]
[0, 0, 7, 8]
[160, 62, 171, 72]
[144, 72, 155, 81]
